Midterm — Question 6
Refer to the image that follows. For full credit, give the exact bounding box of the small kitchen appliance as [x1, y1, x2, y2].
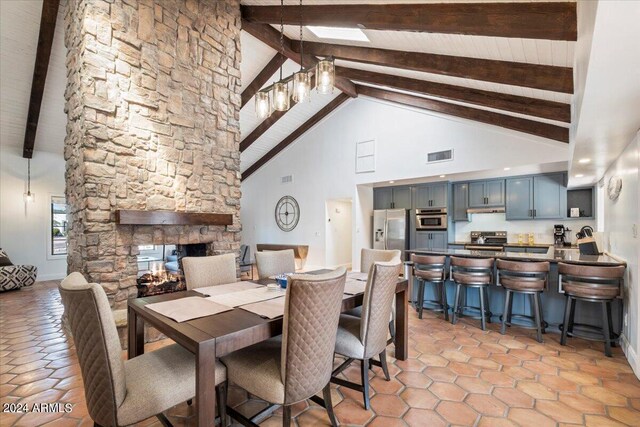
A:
[415, 208, 448, 231]
[554, 224, 571, 247]
[465, 231, 507, 252]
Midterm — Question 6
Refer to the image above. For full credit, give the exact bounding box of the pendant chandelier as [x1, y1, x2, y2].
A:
[24, 158, 35, 203]
[255, 0, 335, 120]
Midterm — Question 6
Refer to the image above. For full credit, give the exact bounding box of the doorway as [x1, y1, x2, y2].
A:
[325, 199, 353, 269]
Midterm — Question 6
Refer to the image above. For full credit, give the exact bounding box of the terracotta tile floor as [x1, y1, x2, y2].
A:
[2, 281, 640, 426]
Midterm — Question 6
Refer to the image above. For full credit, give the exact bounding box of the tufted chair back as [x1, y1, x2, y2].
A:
[360, 262, 402, 358]
[255, 249, 296, 279]
[360, 248, 401, 273]
[182, 253, 237, 290]
[59, 273, 126, 427]
[281, 267, 346, 404]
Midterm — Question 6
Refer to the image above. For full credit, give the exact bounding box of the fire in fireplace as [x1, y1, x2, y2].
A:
[136, 243, 207, 297]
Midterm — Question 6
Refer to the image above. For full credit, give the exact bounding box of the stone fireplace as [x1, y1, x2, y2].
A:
[63, 0, 242, 343]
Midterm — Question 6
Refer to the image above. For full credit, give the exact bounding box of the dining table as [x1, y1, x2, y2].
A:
[127, 270, 409, 427]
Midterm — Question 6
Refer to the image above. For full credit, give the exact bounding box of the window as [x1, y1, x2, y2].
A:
[355, 139, 376, 173]
[50, 196, 68, 256]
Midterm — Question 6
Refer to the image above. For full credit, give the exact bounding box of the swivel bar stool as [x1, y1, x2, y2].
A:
[411, 254, 448, 320]
[450, 256, 494, 330]
[559, 262, 625, 357]
[497, 259, 550, 343]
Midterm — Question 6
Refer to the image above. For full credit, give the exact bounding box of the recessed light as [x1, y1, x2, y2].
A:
[388, 180, 395, 184]
[307, 26, 370, 42]
[575, 174, 584, 178]
[504, 167, 511, 171]
[439, 175, 446, 178]
[579, 158, 591, 164]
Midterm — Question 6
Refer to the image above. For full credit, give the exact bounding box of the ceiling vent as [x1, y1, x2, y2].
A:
[427, 149, 453, 163]
[281, 174, 293, 184]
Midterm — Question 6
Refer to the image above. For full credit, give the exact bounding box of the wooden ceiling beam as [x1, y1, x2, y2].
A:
[242, 3, 577, 41]
[242, 20, 357, 97]
[337, 67, 570, 123]
[295, 42, 573, 94]
[23, 0, 60, 159]
[241, 53, 288, 108]
[242, 93, 350, 181]
[357, 85, 568, 143]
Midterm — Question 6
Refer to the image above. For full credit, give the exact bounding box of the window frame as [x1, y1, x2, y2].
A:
[47, 195, 68, 260]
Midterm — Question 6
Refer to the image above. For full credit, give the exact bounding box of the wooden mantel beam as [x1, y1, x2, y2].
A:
[337, 67, 570, 123]
[242, 2, 577, 41]
[357, 85, 568, 143]
[242, 93, 350, 180]
[295, 42, 573, 94]
[23, 0, 60, 159]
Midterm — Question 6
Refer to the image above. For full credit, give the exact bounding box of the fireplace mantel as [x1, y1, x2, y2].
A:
[115, 210, 233, 226]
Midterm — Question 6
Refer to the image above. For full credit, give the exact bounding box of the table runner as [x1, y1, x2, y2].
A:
[192, 281, 261, 296]
[239, 296, 286, 319]
[145, 297, 233, 322]
[206, 286, 286, 307]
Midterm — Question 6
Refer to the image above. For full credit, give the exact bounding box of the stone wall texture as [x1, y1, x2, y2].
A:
[64, 0, 242, 309]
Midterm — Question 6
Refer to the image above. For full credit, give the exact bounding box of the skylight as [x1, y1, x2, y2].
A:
[306, 26, 369, 42]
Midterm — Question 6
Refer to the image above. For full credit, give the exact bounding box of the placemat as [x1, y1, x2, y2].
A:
[145, 297, 232, 323]
[347, 271, 369, 282]
[206, 286, 286, 307]
[239, 296, 286, 319]
[192, 281, 261, 296]
[344, 279, 367, 295]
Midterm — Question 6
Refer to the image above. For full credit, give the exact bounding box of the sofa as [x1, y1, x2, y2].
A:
[0, 248, 37, 292]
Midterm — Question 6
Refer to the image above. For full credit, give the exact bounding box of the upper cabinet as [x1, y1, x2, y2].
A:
[506, 173, 566, 220]
[452, 183, 470, 222]
[374, 186, 411, 210]
[414, 183, 447, 208]
[468, 179, 505, 208]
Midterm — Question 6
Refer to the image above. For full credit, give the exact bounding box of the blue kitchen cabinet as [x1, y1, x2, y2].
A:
[533, 173, 566, 219]
[415, 231, 448, 250]
[469, 180, 505, 208]
[414, 183, 447, 208]
[374, 186, 411, 209]
[506, 177, 534, 219]
[452, 183, 470, 221]
[392, 186, 412, 209]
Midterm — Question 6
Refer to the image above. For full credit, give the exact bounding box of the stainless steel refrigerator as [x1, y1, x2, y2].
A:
[373, 209, 409, 258]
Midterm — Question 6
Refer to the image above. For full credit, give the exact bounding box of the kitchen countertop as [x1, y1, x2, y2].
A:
[448, 241, 576, 249]
[408, 247, 625, 266]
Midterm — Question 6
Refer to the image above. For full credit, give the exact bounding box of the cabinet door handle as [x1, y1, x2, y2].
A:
[529, 209, 532, 217]
[533, 209, 536, 217]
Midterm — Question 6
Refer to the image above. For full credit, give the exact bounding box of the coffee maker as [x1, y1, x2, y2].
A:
[554, 224, 570, 247]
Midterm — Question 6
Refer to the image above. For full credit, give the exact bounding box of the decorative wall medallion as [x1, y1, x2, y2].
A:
[607, 175, 623, 200]
[275, 196, 300, 232]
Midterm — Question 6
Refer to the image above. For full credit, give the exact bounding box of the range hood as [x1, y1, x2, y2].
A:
[467, 207, 506, 214]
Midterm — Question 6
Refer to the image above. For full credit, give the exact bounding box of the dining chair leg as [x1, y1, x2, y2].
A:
[532, 292, 543, 343]
[388, 319, 396, 343]
[561, 295, 572, 346]
[441, 281, 449, 322]
[282, 405, 292, 427]
[451, 283, 461, 325]
[479, 287, 487, 331]
[607, 301, 616, 347]
[323, 382, 339, 427]
[360, 359, 371, 410]
[156, 413, 173, 427]
[379, 350, 390, 381]
[501, 289, 512, 335]
[417, 279, 425, 319]
[216, 381, 228, 427]
[602, 301, 612, 357]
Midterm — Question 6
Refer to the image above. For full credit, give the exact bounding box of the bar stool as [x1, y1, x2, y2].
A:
[559, 263, 625, 357]
[497, 259, 550, 343]
[411, 254, 448, 321]
[450, 256, 494, 330]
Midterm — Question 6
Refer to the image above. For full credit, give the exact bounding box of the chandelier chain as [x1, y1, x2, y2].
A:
[299, 0, 303, 68]
[279, 0, 284, 80]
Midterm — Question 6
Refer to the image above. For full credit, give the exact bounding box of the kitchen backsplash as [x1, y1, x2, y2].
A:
[453, 213, 596, 244]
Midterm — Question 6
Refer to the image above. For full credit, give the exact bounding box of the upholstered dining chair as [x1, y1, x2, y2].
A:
[59, 272, 228, 427]
[331, 261, 402, 410]
[221, 267, 347, 427]
[255, 249, 296, 279]
[182, 252, 237, 290]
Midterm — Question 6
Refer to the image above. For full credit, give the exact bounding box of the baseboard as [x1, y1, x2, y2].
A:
[620, 333, 640, 379]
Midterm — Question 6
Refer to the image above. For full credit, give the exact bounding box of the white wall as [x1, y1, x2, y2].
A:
[0, 146, 67, 280]
[601, 133, 639, 375]
[325, 199, 352, 269]
[241, 98, 570, 268]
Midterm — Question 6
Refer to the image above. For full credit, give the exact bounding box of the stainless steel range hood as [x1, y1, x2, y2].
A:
[467, 207, 506, 214]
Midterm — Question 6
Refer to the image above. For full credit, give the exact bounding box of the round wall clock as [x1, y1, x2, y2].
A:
[607, 175, 623, 200]
[275, 196, 300, 232]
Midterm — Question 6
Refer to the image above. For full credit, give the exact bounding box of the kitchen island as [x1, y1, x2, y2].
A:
[405, 247, 626, 333]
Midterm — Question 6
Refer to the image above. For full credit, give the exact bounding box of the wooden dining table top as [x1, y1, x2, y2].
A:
[127, 272, 408, 358]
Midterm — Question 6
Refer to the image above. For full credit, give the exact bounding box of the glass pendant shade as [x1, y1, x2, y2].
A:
[23, 191, 35, 203]
[255, 91, 271, 119]
[272, 81, 290, 111]
[292, 70, 311, 103]
[316, 58, 335, 95]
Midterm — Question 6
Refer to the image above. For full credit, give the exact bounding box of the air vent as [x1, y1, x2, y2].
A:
[281, 174, 293, 184]
[427, 149, 453, 163]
